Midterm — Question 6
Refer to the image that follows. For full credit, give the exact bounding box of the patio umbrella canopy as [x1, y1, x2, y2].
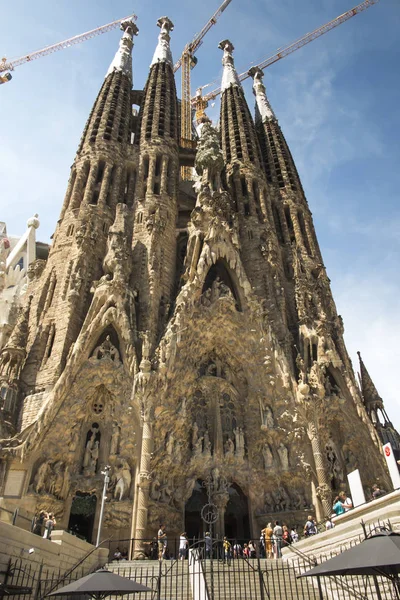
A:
[299, 532, 400, 580]
[47, 569, 152, 600]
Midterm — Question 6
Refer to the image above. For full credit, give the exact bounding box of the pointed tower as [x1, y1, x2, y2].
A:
[132, 17, 180, 351]
[17, 20, 138, 392]
[218, 40, 288, 335]
[358, 351, 400, 454]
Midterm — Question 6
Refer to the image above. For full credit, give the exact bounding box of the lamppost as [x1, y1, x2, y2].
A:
[96, 465, 110, 547]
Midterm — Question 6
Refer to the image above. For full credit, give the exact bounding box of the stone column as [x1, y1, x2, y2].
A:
[133, 416, 153, 557]
[82, 163, 98, 208]
[160, 156, 169, 194]
[307, 418, 331, 520]
[98, 165, 113, 207]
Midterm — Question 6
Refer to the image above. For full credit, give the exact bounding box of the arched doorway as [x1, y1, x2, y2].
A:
[224, 484, 250, 542]
[184, 480, 208, 539]
[68, 492, 97, 543]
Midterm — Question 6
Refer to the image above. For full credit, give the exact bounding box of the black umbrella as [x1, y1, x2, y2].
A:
[299, 532, 400, 580]
[47, 569, 152, 600]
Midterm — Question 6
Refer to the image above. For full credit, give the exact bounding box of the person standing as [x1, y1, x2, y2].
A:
[273, 521, 283, 558]
[157, 524, 167, 559]
[223, 537, 232, 564]
[262, 522, 273, 558]
[33, 511, 46, 536]
[204, 531, 212, 559]
[179, 532, 188, 560]
[332, 495, 346, 516]
[303, 515, 317, 537]
[43, 512, 56, 540]
[339, 491, 353, 512]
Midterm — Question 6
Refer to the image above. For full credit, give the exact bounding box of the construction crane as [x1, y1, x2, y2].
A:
[174, 0, 232, 162]
[193, 0, 380, 123]
[0, 13, 137, 84]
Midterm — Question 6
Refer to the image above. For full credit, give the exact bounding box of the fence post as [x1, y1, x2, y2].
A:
[316, 576, 324, 600]
[33, 563, 43, 600]
[157, 553, 162, 600]
[12, 508, 18, 525]
[256, 556, 265, 600]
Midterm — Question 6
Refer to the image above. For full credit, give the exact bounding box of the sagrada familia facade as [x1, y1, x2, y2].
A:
[1, 17, 399, 549]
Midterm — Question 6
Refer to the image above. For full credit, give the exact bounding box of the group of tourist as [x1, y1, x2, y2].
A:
[112, 548, 129, 561]
[261, 521, 300, 558]
[32, 510, 56, 539]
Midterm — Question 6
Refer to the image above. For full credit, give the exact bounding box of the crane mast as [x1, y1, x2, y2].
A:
[193, 0, 379, 121]
[176, 0, 232, 179]
[0, 14, 137, 75]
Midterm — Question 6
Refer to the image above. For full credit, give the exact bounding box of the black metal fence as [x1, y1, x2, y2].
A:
[0, 558, 89, 600]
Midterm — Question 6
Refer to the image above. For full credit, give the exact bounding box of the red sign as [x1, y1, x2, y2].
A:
[385, 446, 391, 457]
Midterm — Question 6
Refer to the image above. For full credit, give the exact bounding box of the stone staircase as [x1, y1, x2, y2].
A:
[106, 556, 322, 600]
[107, 559, 192, 600]
[201, 557, 320, 600]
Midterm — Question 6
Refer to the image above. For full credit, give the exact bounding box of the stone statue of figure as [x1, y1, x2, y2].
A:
[35, 461, 51, 494]
[166, 433, 174, 455]
[262, 405, 274, 429]
[68, 423, 80, 454]
[277, 443, 289, 470]
[83, 434, 95, 469]
[194, 435, 203, 457]
[192, 422, 199, 447]
[203, 430, 211, 456]
[262, 444, 274, 470]
[89, 441, 99, 474]
[93, 335, 120, 362]
[225, 437, 234, 457]
[113, 459, 132, 501]
[234, 427, 245, 459]
[50, 461, 65, 498]
[110, 421, 120, 456]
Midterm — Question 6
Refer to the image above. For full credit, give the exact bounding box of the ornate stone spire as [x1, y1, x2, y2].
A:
[357, 351, 384, 412]
[218, 39, 241, 91]
[150, 17, 174, 67]
[248, 67, 277, 123]
[106, 19, 139, 83]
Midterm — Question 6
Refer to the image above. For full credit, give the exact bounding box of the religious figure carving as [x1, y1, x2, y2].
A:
[113, 459, 132, 501]
[34, 461, 51, 494]
[110, 422, 121, 456]
[224, 437, 234, 456]
[203, 430, 212, 457]
[93, 336, 120, 363]
[261, 404, 274, 429]
[277, 443, 289, 470]
[166, 433, 174, 455]
[262, 443, 274, 469]
[233, 427, 245, 459]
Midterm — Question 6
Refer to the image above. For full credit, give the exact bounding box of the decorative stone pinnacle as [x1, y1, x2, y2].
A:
[106, 18, 138, 82]
[218, 39, 240, 92]
[248, 66, 276, 122]
[151, 17, 174, 67]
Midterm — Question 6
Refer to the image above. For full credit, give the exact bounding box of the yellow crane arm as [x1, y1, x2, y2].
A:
[173, 0, 232, 73]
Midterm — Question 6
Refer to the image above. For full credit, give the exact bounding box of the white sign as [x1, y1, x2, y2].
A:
[383, 442, 400, 490]
[347, 469, 366, 507]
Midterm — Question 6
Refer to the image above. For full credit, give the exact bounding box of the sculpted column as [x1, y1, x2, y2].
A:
[132, 352, 153, 558]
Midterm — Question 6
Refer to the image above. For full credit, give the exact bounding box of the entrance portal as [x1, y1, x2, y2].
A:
[184, 480, 208, 539]
[68, 492, 97, 543]
[224, 484, 250, 541]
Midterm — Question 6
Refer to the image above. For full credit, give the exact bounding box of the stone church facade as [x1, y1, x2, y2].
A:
[0, 17, 396, 550]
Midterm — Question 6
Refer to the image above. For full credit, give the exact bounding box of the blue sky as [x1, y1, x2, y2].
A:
[1, 0, 399, 429]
